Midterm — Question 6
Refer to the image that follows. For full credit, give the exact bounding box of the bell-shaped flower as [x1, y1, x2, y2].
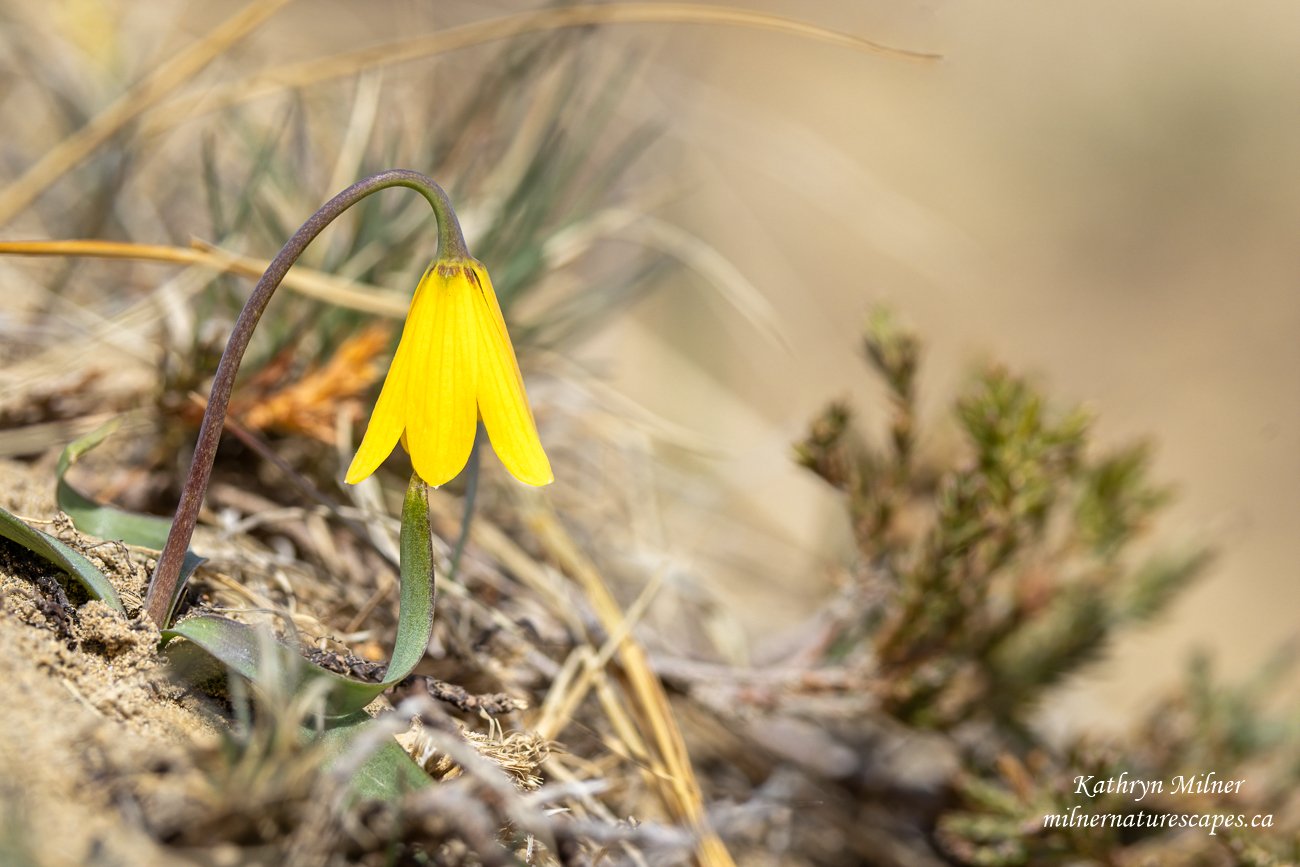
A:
[346, 259, 552, 488]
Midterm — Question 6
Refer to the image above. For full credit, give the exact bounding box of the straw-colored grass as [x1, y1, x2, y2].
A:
[0, 0, 294, 225]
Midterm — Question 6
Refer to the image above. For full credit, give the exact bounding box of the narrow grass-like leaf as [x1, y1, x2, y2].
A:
[163, 474, 435, 718]
[0, 505, 124, 614]
[56, 418, 205, 622]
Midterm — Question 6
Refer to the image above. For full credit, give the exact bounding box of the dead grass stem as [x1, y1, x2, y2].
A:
[147, 3, 938, 134]
[0, 239, 408, 316]
[526, 503, 737, 867]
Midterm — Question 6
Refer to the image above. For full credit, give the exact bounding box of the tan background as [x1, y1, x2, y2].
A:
[574, 0, 1300, 726]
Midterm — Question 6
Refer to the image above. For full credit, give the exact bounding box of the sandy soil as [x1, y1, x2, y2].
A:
[0, 458, 221, 867]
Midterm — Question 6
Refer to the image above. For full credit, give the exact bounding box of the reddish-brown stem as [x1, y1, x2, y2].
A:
[144, 169, 466, 626]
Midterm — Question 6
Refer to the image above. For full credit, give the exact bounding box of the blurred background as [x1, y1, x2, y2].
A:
[2, 0, 1297, 753]
[585, 0, 1300, 728]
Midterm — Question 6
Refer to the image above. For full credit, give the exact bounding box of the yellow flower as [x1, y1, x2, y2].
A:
[345, 259, 553, 488]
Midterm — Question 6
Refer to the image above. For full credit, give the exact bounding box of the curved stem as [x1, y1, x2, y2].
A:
[144, 169, 466, 626]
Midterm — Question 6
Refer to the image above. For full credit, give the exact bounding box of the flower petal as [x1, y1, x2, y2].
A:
[345, 282, 423, 484]
[469, 264, 553, 486]
[405, 265, 480, 487]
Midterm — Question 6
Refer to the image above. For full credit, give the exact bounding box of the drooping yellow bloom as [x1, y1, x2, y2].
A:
[346, 259, 553, 488]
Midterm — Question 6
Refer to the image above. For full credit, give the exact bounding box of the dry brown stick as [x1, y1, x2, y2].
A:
[0, 0, 294, 226]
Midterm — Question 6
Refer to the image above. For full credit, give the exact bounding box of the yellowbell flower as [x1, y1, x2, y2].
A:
[345, 259, 553, 488]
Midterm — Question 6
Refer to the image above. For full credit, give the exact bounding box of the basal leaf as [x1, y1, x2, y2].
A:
[57, 418, 205, 622]
[0, 505, 124, 614]
[313, 711, 431, 800]
[163, 474, 435, 718]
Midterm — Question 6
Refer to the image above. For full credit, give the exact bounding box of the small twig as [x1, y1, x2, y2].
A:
[422, 677, 526, 716]
[343, 573, 396, 635]
[59, 678, 104, 718]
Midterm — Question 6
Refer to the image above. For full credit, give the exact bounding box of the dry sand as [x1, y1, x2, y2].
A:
[0, 458, 220, 867]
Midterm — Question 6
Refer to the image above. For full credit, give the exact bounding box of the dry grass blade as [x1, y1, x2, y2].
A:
[525, 503, 736, 867]
[533, 571, 664, 743]
[0, 239, 409, 317]
[422, 489, 573, 619]
[419, 486, 728, 861]
[0, 0, 294, 226]
[323, 71, 385, 210]
[148, 3, 939, 131]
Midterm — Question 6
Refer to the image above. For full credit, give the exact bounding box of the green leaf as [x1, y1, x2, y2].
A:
[58, 419, 167, 549]
[57, 418, 205, 621]
[164, 474, 436, 719]
[0, 505, 124, 614]
[313, 711, 431, 799]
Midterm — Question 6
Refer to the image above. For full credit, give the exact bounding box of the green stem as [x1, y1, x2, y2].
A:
[144, 169, 466, 627]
